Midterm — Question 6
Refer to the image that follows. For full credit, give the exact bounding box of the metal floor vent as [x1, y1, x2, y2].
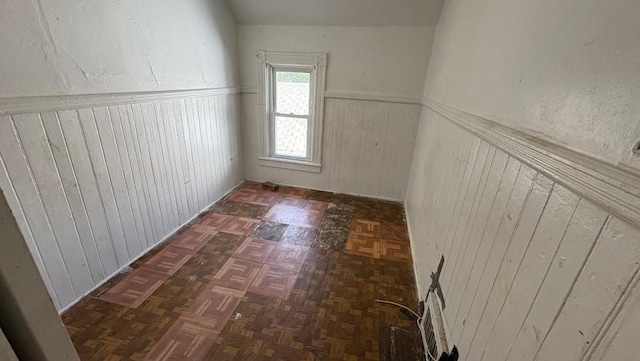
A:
[420, 292, 449, 361]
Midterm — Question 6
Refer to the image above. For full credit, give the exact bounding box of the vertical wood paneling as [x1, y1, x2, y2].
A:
[457, 164, 536, 353]
[441, 141, 492, 299]
[243, 95, 420, 200]
[450, 156, 520, 341]
[535, 217, 640, 361]
[406, 109, 640, 360]
[57, 110, 120, 278]
[0, 92, 243, 311]
[0, 116, 67, 309]
[78, 108, 130, 266]
[41, 111, 105, 283]
[12, 112, 94, 296]
[507, 199, 608, 360]
[479, 184, 580, 361]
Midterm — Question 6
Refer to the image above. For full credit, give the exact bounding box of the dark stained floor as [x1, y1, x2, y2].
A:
[61, 182, 421, 360]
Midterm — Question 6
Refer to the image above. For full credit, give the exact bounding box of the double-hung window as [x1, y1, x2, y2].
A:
[257, 51, 327, 173]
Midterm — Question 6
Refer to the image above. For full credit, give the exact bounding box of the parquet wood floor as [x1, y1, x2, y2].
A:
[62, 182, 420, 360]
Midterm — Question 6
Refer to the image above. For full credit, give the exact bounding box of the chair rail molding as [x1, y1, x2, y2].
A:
[0, 87, 242, 116]
[323, 91, 422, 105]
[421, 98, 640, 230]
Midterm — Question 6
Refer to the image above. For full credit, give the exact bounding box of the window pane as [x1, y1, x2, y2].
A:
[275, 71, 310, 115]
[274, 116, 308, 158]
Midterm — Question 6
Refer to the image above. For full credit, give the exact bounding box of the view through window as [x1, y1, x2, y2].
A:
[273, 70, 311, 159]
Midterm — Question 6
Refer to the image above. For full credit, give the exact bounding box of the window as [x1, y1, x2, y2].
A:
[257, 51, 327, 173]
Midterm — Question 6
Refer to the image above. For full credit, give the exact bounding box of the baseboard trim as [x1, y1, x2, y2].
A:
[245, 178, 404, 203]
[0, 86, 242, 116]
[421, 98, 640, 229]
[57, 180, 245, 314]
[404, 201, 425, 301]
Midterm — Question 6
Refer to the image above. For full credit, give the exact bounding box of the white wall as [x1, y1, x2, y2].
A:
[407, 0, 640, 359]
[0, 0, 243, 311]
[239, 25, 432, 97]
[406, 108, 640, 361]
[0, 0, 238, 97]
[239, 25, 433, 200]
[423, 0, 640, 170]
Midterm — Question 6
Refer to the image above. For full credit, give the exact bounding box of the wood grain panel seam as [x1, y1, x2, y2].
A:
[0, 143, 61, 307]
[9, 114, 78, 298]
[531, 215, 610, 361]
[581, 247, 640, 361]
[501, 201, 581, 361]
[462, 166, 536, 352]
[476, 181, 556, 360]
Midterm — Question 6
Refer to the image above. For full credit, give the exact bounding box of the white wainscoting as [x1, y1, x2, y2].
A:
[242, 93, 421, 201]
[0, 88, 244, 311]
[406, 102, 640, 361]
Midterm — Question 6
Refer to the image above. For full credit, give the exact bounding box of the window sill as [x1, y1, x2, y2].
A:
[258, 157, 322, 173]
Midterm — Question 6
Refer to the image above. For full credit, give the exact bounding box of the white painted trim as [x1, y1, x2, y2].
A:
[422, 98, 640, 229]
[0, 87, 242, 116]
[258, 157, 322, 173]
[240, 86, 258, 95]
[324, 91, 422, 105]
[404, 201, 425, 296]
[256, 50, 327, 169]
[57, 180, 245, 314]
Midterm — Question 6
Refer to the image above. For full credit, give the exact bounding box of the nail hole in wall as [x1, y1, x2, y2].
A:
[633, 141, 640, 156]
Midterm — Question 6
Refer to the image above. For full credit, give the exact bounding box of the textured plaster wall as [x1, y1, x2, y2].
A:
[423, 0, 640, 170]
[238, 25, 434, 98]
[0, 0, 238, 97]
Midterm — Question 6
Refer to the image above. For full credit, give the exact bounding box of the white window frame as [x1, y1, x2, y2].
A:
[256, 51, 327, 173]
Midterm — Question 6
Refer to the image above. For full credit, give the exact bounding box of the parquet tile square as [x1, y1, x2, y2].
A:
[218, 216, 260, 236]
[248, 264, 299, 300]
[344, 234, 380, 259]
[212, 257, 263, 291]
[144, 314, 222, 361]
[379, 239, 412, 262]
[265, 243, 309, 270]
[233, 237, 276, 263]
[380, 223, 409, 242]
[185, 284, 245, 321]
[228, 189, 280, 206]
[350, 219, 381, 238]
[193, 212, 234, 234]
[98, 269, 169, 308]
[264, 204, 324, 228]
[278, 197, 328, 213]
[168, 229, 214, 252]
[63, 184, 418, 361]
[139, 246, 194, 276]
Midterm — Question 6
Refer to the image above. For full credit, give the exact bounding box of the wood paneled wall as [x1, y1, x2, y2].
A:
[0, 90, 243, 310]
[242, 94, 420, 201]
[406, 105, 640, 361]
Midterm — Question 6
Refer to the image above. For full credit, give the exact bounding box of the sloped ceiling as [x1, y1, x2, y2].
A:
[225, 0, 444, 26]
